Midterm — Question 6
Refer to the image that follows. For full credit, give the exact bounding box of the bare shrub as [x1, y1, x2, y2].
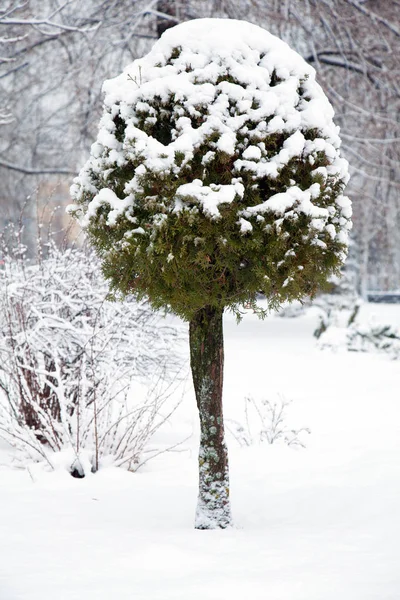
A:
[226, 395, 310, 449]
[0, 227, 184, 474]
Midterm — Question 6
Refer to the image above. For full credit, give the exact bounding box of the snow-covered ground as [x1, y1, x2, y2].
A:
[1, 304, 399, 600]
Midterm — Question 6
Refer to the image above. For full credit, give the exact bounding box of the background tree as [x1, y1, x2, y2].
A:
[69, 18, 351, 528]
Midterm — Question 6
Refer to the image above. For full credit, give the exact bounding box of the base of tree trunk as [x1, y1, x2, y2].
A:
[195, 442, 231, 530]
[189, 305, 232, 530]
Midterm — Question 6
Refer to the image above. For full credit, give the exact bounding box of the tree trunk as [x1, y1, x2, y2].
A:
[189, 305, 232, 529]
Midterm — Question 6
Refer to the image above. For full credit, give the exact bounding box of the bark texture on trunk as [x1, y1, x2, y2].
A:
[189, 305, 232, 529]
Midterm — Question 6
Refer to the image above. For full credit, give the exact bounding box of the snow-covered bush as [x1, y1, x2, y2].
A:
[0, 235, 183, 474]
[346, 320, 400, 357]
[227, 396, 310, 449]
[68, 18, 350, 528]
[313, 270, 360, 339]
[276, 299, 311, 318]
[313, 269, 400, 357]
[318, 312, 400, 358]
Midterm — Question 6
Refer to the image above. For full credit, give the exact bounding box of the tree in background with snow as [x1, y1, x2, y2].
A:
[69, 18, 351, 529]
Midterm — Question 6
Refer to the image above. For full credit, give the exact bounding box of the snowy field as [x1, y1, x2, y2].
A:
[1, 304, 400, 600]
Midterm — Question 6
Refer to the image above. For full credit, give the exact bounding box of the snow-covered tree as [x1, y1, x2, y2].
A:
[69, 18, 351, 528]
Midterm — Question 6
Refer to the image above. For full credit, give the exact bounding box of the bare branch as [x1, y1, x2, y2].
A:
[0, 159, 76, 176]
[0, 59, 28, 78]
[306, 52, 367, 76]
[345, 0, 400, 38]
[0, 17, 99, 35]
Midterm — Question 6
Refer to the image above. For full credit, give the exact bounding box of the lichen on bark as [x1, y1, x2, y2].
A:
[189, 305, 231, 529]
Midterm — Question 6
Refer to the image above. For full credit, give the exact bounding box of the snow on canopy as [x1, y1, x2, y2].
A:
[69, 18, 351, 316]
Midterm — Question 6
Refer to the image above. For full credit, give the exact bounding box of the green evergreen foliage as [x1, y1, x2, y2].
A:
[70, 19, 351, 321]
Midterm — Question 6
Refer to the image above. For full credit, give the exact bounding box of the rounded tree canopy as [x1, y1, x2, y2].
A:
[69, 18, 351, 320]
